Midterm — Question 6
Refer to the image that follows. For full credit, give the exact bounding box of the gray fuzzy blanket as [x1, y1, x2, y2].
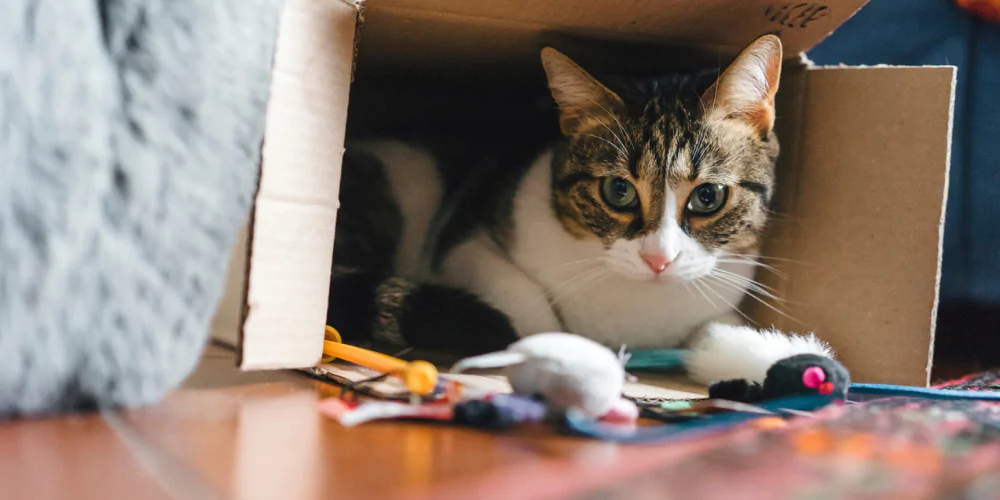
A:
[0, 0, 284, 415]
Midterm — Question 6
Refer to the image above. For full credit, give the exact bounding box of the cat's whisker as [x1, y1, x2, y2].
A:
[699, 279, 757, 326]
[579, 133, 628, 160]
[668, 259, 714, 273]
[715, 256, 789, 278]
[508, 266, 608, 324]
[690, 278, 721, 312]
[734, 286, 794, 321]
[713, 277, 784, 306]
[538, 257, 608, 276]
[724, 252, 811, 266]
[715, 264, 787, 281]
[717, 255, 788, 269]
[493, 262, 601, 312]
[704, 274, 763, 303]
[583, 94, 634, 148]
[711, 63, 721, 109]
[763, 210, 792, 222]
[721, 271, 807, 309]
[542, 265, 610, 300]
[669, 263, 724, 281]
[548, 269, 614, 308]
[680, 281, 694, 299]
[719, 253, 791, 263]
[541, 271, 616, 329]
[711, 268, 782, 295]
[724, 259, 788, 277]
[710, 270, 785, 303]
[517, 267, 613, 323]
[581, 110, 631, 156]
[705, 274, 801, 325]
[715, 271, 806, 309]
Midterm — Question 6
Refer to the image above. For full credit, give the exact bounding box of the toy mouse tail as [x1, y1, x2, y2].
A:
[449, 351, 527, 374]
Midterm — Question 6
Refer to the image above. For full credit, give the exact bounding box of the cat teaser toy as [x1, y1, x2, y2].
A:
[321, 326, 438, 396]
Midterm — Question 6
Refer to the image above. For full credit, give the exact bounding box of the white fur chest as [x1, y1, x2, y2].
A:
[550, 274, 734, 348]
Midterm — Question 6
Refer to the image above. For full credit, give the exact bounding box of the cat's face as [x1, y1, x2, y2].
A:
[542, 35, 782, 284]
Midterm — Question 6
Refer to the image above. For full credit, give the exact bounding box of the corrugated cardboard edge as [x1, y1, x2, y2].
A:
[238, 0, 358, 370]
[342, 0, 366, 81]
[927, 67, 958, 382]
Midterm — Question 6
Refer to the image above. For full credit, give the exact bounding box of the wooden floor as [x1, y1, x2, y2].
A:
[0, 344, 721, 500]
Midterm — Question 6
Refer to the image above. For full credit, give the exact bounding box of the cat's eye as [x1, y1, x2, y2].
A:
[600, 177, 639, 210]
[687, 183, 728, 215]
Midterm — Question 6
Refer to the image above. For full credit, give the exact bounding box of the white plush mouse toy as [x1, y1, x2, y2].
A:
[450, 332, 636, 420]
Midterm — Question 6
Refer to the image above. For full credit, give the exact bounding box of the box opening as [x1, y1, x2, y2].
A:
[220, 0, 955, 387]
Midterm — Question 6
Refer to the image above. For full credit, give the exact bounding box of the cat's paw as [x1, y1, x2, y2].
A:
[685, 324, 832, 385]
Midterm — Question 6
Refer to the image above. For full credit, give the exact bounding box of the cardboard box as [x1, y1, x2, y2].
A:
[211, 0, 955, 386]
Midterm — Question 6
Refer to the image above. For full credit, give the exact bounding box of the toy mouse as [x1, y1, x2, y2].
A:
[708, 353, 850, 403]
[450, 332, 635, 420]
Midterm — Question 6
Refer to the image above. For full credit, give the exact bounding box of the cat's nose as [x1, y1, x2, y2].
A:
[641, 253, 672, 274]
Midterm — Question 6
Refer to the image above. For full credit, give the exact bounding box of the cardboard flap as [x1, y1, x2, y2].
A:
[756, 66, 956, 385]
[240, 0, 357, 370]
[358, 0, 868, 77]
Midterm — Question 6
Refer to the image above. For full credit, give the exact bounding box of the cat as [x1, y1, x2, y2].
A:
[327, 35, 832, 384]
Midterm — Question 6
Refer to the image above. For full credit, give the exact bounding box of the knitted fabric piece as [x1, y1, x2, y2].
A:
[0, 0, 284, 415]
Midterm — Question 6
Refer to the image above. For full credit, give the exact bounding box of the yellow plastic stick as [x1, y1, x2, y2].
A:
[321, 326, 438, 396]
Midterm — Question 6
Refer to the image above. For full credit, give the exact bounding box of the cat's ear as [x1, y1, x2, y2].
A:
[702, 35, 783, 135]
[541, 47, 625, 135]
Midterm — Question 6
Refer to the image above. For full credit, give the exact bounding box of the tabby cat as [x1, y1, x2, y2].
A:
[327, 35, 832, 384]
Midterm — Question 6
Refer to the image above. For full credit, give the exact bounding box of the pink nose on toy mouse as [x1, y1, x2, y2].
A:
[801, 366, 826, 389]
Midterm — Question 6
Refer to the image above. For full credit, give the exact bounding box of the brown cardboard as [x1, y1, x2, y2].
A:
[356, 1, 867, 77]
[212, 0, 957, 386]
[751, 66, 955, 385]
